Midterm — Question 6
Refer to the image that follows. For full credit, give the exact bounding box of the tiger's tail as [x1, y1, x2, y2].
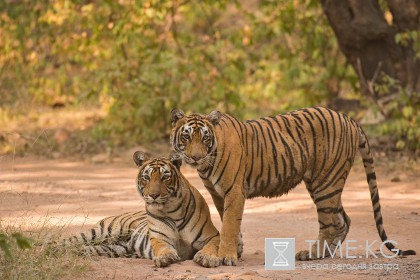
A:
[62, 223, 114, 247]
[61, 223, 127, 257]
[61, 212, 144, 257]
[358, 127, 416, 256]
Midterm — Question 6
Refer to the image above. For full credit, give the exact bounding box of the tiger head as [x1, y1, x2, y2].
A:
[170, 109, 222, 169]
[133, 151, 183, 210]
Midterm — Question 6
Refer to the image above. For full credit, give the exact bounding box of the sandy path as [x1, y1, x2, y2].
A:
[0, 155, 419, 279]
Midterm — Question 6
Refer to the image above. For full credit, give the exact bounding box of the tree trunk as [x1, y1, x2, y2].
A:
[319, 0, 420, 113]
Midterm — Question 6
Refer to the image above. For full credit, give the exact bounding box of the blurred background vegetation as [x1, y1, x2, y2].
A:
[0, 0, 418, 157]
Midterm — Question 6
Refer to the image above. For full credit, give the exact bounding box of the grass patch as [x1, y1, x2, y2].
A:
[0, 217, 90, 280]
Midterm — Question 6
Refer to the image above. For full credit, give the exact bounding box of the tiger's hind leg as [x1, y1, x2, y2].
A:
[296, 181, 351, 261]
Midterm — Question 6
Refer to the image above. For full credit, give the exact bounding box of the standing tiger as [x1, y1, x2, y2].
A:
[63, 152, 221, 268]
[170, 107, 416, 265]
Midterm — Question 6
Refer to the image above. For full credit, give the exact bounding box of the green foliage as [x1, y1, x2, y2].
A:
[2, 0, 417, 152]
[374, 75, 420, 151]
[0, 232, 33, 259]
[395, 30, 420, 59]
[1, 0, 356, 146]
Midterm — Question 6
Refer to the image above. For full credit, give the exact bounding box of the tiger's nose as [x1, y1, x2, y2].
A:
[191, 156, 201, 161]
[150, 194, 159, 199]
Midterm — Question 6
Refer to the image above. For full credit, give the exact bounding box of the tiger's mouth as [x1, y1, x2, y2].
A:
[184, 157, 202, 168]
[189, 162, 199, 168]
[146, 201, 165, 210]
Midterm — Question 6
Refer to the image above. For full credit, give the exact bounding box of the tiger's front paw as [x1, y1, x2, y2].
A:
[153, 249, 181, 267]
[295, 249, 316, 261]
[220, 254, 238, 266]
[194, 250, 220, 268]
[218, 246, 238, 266]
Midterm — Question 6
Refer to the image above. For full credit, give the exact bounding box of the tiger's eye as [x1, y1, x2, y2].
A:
[182, 133, 190, 140]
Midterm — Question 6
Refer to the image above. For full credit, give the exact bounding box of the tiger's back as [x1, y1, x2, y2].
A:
[242, 107, 360, 198]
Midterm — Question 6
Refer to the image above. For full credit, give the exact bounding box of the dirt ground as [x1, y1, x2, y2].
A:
[0, 154, 419, 280]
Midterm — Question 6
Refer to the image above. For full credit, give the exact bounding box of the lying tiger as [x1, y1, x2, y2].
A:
[170, 107, 416, 265]
[63, 152, 220, 267]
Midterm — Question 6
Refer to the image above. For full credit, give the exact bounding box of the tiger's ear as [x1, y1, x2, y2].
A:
[171, 109, 185, 127]
[133, 151, 148, 167]
[206, 110, 221, 126]
[170, 152, 183, 170]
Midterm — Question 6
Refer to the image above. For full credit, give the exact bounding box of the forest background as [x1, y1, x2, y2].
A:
[1, 0, 419, 156]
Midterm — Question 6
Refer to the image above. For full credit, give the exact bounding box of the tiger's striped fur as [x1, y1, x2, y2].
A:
[170, 107, 416, 265]
[63, 211, 151, 258]
[63, 152, 221, 267]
